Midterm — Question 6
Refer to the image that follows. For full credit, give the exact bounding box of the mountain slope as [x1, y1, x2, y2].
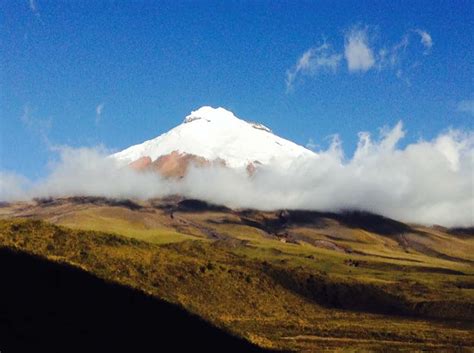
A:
[0, 214, 473, 352]
[112, 106, 317, 169]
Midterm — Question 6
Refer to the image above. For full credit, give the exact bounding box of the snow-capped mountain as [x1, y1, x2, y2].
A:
[112, 106, 316, 175]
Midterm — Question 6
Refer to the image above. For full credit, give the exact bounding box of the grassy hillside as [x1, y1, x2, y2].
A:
[0, 198, 473, 351]
[0, 247, 276, 353]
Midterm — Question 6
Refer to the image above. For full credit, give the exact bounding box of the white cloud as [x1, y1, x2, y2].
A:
[286, 43, 342, 90]
[2, 123, 473, 227]
[96, 103, 105, 124]
[414, 29, 433, 53]
[457, 99, 474, 116]
[344, 27, 375, 72]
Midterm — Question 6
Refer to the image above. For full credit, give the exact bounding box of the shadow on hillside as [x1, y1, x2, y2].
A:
[227, 209, 415, 237]
[263, 266, 474, 323]
[34, 196, 144, 211]
[177, 199, 231, 213]
[0, 248, 280, 353]
[447, 227, 474, 238]
[287, 210, 414, 236]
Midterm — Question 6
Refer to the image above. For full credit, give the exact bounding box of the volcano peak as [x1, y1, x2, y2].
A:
[183, 106, 238, 124]
[112, 106, 316, 169]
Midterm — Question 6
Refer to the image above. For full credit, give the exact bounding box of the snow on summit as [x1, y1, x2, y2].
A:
[112, 106, 316, 168]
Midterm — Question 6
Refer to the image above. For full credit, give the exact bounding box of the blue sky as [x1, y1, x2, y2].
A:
[1, 0, 473, 180]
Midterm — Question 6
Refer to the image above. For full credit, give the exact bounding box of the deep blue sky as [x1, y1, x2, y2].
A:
[1, 0, 473, 180]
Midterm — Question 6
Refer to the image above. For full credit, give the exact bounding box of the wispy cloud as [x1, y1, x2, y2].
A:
[29, 0, 37, 12]
[414, 29, 433, 53]
[95, 103, 105, 125]
[0, 171, 31, 202]
[387, 34, 409, 67]
[286, 25, 433, 89]
[305, 138, 317, 151]
[286, 43, 342, 90]
[28, 0, 41, 18]
[457, 99, 474, 116]
[21, 105, 52, 146]
[344, 27, 375, 72]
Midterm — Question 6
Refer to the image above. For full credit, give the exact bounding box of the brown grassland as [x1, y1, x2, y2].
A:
[0, 197, 473, 352]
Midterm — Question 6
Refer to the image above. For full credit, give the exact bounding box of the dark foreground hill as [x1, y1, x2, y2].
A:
[0, 247, 277, 353]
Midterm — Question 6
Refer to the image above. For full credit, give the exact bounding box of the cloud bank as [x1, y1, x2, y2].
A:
[1, 123, 472, 227]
